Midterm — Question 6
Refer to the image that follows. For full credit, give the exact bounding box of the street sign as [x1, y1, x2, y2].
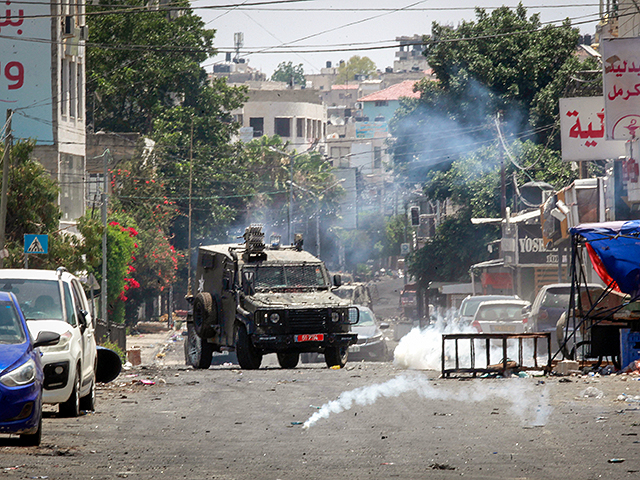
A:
[24, 234, 48, 254]
[400, 243, 410, 255]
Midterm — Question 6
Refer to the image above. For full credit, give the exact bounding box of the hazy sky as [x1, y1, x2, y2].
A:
[193, 1, 602, 77]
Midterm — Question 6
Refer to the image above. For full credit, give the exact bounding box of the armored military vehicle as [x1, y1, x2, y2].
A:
[184, 225, 359, 369]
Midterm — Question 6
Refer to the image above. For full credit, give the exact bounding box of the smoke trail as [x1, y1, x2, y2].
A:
[303, 373, 551, 429]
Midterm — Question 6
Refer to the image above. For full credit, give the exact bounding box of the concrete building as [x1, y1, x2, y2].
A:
[394, 35, 429, 73]
[232, 89, 326, 152]
[1, 0, 88, 232]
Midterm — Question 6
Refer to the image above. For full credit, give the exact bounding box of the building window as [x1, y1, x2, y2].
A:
[69, 61, 77, 118]
[274, 117, 291, 137]
[250, 117, 263, 137]
[234, 114, 243, 124]
[62, 58, 69, 116]
[296, 118, 304, 137]
[374, 100, 388, 107]
[77, 61, 84, 119]
[374, 146, 382, 169]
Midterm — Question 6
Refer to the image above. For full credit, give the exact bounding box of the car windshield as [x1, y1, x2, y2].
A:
[478, 304, 525, 321]
[0, 300, 26, 344]
[351, 308, 375, 326]
[250, 265, 327, 290]
[0, 279, 63, 321]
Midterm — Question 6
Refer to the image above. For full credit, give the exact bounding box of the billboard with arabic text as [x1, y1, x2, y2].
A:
[560, 97, 626, 161]
[0, 1, 53, 143]
[602, 37, 640, 141]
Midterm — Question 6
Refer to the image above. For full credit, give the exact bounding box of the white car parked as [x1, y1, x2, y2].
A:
[0, 268, 97, 416]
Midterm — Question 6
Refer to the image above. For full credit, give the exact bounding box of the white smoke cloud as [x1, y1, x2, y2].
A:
[303, 373, 552, 429]
[393, 315, 543, 371]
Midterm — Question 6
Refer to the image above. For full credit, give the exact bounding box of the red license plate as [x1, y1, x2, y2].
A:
[295, 334, 324, 342]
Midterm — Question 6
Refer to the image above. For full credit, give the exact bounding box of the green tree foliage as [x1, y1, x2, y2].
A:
[390, 5, 581, 178]
[242, 136, 345, 243]
[1, 141, 84, 271]
[109, 146, 181, 324]
[388, 5, 592, 285]
[408, 209, 496, 283]
[87, 0, 217, 134]
[271, 62, 305, 86]
[336, 56, 378, 84]
[105, 220, 138, 324]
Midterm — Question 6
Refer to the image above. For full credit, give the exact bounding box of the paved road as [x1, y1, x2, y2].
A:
[2, 326, 640, 480]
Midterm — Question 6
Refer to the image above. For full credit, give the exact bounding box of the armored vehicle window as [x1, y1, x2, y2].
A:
[251, 265, 327, 289]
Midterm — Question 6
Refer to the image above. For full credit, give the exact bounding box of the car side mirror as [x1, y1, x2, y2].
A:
[333, 274, 342, 288]
[348, 306, 359, 325]
[34, 331, 60, 348]
[379, 322, 390, 330]
[78, 309, 88, 331]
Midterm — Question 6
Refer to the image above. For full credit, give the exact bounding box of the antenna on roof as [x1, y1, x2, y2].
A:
[233, 32, 244, 63]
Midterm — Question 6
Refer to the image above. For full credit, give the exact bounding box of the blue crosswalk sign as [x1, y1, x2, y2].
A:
[24, 234, 48, 254]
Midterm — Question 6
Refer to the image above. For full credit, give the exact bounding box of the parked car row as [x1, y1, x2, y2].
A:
[0, 268, 103, 445]
[457, 282, 607, 357]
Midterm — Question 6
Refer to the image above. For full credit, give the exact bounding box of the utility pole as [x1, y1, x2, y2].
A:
[101, 149, 110, 334]
[498, 112, 507, 218]
[0, 110, 12, 269]
[289, 153, 293, 245]
[187, 120, 193, 295]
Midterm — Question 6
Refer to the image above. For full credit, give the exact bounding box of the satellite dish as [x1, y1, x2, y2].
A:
[335, 117, 345, 126]
[329, 115, 340, 125]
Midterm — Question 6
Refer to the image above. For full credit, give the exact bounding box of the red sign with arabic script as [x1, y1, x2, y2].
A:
[560, 97, 625, 162]
[602, 37, 640, 141]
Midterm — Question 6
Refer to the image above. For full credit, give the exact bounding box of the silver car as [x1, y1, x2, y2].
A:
[471, 299, 532, 334]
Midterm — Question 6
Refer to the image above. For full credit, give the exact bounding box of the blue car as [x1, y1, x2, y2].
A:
[0, 291, 59, 446]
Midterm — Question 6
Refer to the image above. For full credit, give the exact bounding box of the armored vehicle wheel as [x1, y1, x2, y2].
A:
[325, 345, 348, 368]
[193, 292, 219, 338]
[277, 352, 300, 369]
[235, 324, 262, 369]
[185, 322, 214, 369]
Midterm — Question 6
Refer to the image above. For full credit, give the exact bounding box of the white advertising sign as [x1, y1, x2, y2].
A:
[602, 37, 640, 141]
[560, 97, 626, 161]
[0, 1, 53, 143]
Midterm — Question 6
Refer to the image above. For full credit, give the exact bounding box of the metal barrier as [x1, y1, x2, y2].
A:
[441, 332, 551, 378]
[95, 318, 126, 352]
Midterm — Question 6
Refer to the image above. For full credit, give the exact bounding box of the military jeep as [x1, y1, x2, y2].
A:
[184, 225, 359, 369]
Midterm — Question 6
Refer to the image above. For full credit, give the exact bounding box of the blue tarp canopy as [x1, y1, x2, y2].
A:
[571, 221, 640, 296]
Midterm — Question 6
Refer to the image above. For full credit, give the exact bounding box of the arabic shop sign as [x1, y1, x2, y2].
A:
[602, 37, 640, 141]
[560, 97, 626, 161]
[0, 0, 53, 144]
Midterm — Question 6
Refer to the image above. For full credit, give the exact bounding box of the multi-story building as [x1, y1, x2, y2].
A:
[1, 0, 87, 232]
[232, 89, 326, 153]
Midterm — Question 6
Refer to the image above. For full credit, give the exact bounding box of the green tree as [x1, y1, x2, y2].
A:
[242, 137, 345, 245]
[1, 141, 87, 271]
[271, 62, 305, 86]
[408, 209, 496, 284]
[336, 56, 378, 84]
[87, 0, 216, 134]
[104, 219, 138, 325]
[109, 147, 181, 324]
[390, 4, 582, 178]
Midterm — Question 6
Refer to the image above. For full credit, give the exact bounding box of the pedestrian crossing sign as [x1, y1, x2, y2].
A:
[24, 234, 48, 254]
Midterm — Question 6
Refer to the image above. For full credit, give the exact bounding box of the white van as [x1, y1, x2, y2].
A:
[0, 268, 97, 416]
